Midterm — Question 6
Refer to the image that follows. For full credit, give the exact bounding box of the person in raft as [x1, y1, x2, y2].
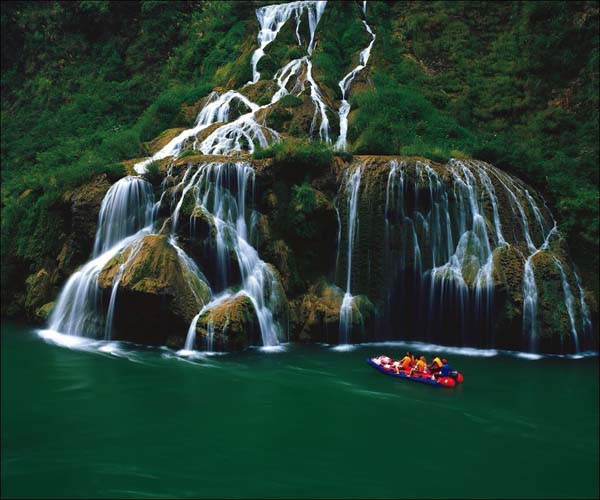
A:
[398, 352, 414, 370]
[428, 356, 444, 376]
[439, 359, 457, 378]
[409, 355, 428, 376]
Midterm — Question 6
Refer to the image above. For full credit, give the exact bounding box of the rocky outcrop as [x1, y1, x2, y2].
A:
[9, 152, 595, 354]
[24, 268, 54, 322]
[171, 188, 242, 288]
[98, 234, 211, 344]
[191, 294, 260, 351]
[57, 174, 113, 279]
[292, 281, 375, 343]
[4, 173, 115, 322]
[35, 301, 55, 322]
[143, 128, 186, 155]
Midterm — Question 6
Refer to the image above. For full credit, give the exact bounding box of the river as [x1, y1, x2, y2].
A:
[2, 321, 598, 499]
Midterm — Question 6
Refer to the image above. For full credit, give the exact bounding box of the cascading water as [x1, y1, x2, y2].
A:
[46, 1, 594, 356]
[335, 20, 376, 151]
[134, 90, 276, 173]
[249, 1, 327, 84]
[521, 257, 538, 352]
[574, 271, 593, 337]
[338, 166, 362, 344]
[129, 0, 341, 174]
[335, 158, 593, 353]
[175, 162, 283, 349]
[93, 176, 154, 256]
[48, 177, 155, 338]
[553, 257, 580, 352]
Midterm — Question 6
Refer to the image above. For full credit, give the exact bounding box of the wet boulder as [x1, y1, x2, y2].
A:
[173, 189, 241, 288]
[98, 234, 211, 345]
[293, 281, 375, 343]
[24, 268, 54, 323]
[191, 294, 261, 351]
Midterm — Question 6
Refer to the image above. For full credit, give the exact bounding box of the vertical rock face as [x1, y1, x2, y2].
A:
[291, 281, 375, 344]
[98, 234, 211, 345]
[13, 174, 113, 323]
[24, 269, 53, 319]
[15, 150, 597, 354]
[330, 156, 597, 353]
[57, 174, 113, 278]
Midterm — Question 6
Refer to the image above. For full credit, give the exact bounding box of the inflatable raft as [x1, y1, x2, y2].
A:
[366, 355, 464, 388]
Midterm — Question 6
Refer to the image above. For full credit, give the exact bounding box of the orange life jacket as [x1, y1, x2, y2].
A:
[399, 356, 412, 368]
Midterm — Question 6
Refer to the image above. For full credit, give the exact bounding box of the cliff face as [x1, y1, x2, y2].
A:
[1, 1, 598, 354]
[5, 174, 113, 320]
[13, 152, 597, 354]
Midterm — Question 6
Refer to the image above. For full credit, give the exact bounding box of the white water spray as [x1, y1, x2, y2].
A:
[335, 20, 376, 151]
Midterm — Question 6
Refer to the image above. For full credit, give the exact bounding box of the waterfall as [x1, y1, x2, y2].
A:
[93, 176, 154, 256]
[271, 56, 332, 142]
[134, 91, 275, 173]
[131, 0, 341, 170]
[335, 20, 376, 151]
[305, 59, 331, 143]
[574, 271, 593, 337]
[50, 159, 282, 350]
[553, 257, 580, 352]
[103, 237, 147, 340]
[365, 158, 590, 352]
[338, 166, 362, 343]
[272, 58, 307, 104]
[175, 162, 282, 348]
[49, 177, 155, 338]
[522, 256, 538, 352]
[46, 0, 593, 355]
[184, 313, 201, 351]
[250, 1, 327, 84]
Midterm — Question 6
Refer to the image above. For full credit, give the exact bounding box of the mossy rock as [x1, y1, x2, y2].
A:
[530, 252, 578, 346]
[143, 128, 186, 155]
[97, 235, 211, 345]
[285, 94, 320, 138]
[57, 174, 113, 278]
[35, 301, 55, 322]
[293, 280, 377, 344]
[352, 295, 375, 322]
[491, 245, 525, 298]
[238, 80, 277, 105]
[192, 294, 260, 351]
[24, 268, 53, 320]
[295, 282, 345, 343]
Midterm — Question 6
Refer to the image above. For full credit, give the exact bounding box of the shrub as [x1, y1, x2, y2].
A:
[253, 138, 334, 171]
[143, 160, 162, 185]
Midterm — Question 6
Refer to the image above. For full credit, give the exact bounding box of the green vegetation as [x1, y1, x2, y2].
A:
[1, 1, 255, 295]
[288, 183, 324, 239]
[253, 138, 334, 172]
[143, 161, 161, 186]
[311, 1, 370, 98]
[1, 1, 598, 311]
[178, 149, 200, 159]
[350, 73, 476, 161]
[277, 94, 303, 108]
[358, 1, 599, 284]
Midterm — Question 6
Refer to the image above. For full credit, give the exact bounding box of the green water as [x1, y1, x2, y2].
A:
[2, 321, 598, 499]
